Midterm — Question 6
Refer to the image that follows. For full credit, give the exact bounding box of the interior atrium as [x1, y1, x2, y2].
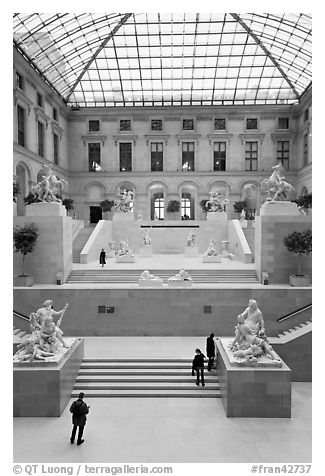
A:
[12, 12, 312, 467]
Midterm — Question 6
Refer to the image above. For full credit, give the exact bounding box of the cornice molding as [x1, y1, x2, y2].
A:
[144, 134, 169, 146]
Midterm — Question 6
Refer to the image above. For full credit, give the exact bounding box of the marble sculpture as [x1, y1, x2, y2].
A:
[168, 269, 192, 281]
[261, 164, 295, 202]
[31, 164, 67, 203]
[206, 190, 229, 212]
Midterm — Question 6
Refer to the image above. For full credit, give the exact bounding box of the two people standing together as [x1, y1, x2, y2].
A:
[191, 333, 216, 386]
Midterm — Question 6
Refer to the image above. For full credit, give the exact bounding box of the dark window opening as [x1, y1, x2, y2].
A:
[246, 118, 258, 130]
[304, 108, 309, 122]
[37, 121, 44, 157]
[151, 142, 163, 171]
[53, 134, 59, 165]
[151, 119, 162, 131]
[37, 92, 43, 108]
[17, 105, 25, 147]
[53, 108, 58, 121]
[16, 72, 24, 90]
[119, 142, 132, 171]
[182, 119, 194, 130]
[278, 117, 289, 129]
[214, 118, 226, 130]
[245, 141, 258, 171]
[303, 134, 308, 166]
[277, 141, 289, 170]
[120, 119, 131, 131]
[88, 143, 101, 172]
[89, 120, 100, 132]
[213, 142, 226, 171]
[182, 142, 194, 171]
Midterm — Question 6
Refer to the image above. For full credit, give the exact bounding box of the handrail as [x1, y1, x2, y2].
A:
[13, 310, 30, 322]
[277, 304, 312, 322]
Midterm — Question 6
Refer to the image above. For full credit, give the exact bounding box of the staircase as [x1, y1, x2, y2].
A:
[242, 228, 255, 262]
[270, 320, 312, 344]
[71, 358, 221, 398]
[67, 268, 259, 284]
[72, 227, 95, 263]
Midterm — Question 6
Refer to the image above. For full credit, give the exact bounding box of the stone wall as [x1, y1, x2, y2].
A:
[13, 287, 311, 337]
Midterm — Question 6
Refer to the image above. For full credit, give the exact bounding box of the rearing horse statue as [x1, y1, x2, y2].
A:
[261, 164, 295, 201]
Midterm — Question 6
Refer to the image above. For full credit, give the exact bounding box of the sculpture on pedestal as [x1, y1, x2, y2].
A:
[142, 229, 151, 246]
[187, 231, 195, 247]
[229, 299, 281, 363]
[206, 191, 229, 212]
[31, 164, 67, 203]
[168, 269, 192, 281]
[240, 209, 246, 222]
[117, 240, 134, 257]
[14, 300, 69, 362]
[203, 239, 219, 257]
[261, 164, 295, 202]
[114, 188, 133, 213]
[139, 270, 162, 282]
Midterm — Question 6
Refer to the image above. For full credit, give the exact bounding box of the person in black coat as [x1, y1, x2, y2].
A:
[192, 348, 206, 386]
[69, 392, 89, 445]
[99, 249, 106, 267]
[206, 333, 215, 371]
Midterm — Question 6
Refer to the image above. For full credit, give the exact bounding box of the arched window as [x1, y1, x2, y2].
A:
[181, 193, 191, 219]
[154, 194, 164, 219]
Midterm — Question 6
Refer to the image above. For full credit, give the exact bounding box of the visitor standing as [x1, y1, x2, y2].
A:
[192, 348, 206, 386]
[99, 248, 106, 267]
[69, 392, 90, 445]
[206, 333, 215, 371]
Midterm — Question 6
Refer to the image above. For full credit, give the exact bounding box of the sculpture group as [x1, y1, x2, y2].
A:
[261, 164, 295, 202]
[14, 300, 69, 363]
[114, 188, 133, 213]
[31, 165, 67, 203]
[206, 191, 229, 212]
[229, 299, 281, 364]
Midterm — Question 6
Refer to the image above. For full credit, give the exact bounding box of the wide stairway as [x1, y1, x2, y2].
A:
[67, 268, 259, 284]
[72, 227, 95, 263]
[71, 358, 220, 398]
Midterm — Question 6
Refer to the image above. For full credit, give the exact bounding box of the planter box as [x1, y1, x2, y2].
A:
[289, 275, 311, 287]
[13, 275, 34, 287]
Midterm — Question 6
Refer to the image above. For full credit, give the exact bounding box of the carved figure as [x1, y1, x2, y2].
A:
[117, 240, 133, 257]
[31, 165, 67, 203]
[168, 269, 192, 281]
[206, 191, 229, 212]
[261, 164, 295, 201]
[240, 209, 246, 221]
[114, 188, 133, 213]
[139, 270, 161, 282]
[142, 229, 151, 246]
[14, 337, 55, 362]
[230, 300, 280, 362]
[187, 232, 195, 247]
[34, 300, 69, 349]
[204, 239, 219, 257]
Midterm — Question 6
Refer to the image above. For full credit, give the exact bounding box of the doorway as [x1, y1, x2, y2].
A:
[89, 206, 102, 224]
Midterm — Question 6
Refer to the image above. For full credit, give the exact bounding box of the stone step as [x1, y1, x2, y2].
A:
[71, 389, 220, 398]
[82, 358, 194, 363]
[76, 376, 218, 383]
[78, 369, 217, 376]
[80, 363, 204, 369]
[74, 382, 220, 390]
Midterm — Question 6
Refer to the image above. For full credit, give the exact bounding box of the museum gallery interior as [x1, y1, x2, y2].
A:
[12, 13, 312, 464]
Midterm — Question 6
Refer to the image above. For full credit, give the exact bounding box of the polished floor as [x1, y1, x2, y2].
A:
[13, 337, 312, 463]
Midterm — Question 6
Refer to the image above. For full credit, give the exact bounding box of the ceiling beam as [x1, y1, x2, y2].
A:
[65, 13, 133, 103]
[230, 13, 300, 99]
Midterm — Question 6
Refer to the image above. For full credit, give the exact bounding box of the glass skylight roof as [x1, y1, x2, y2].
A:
[13, 13, 312, 107]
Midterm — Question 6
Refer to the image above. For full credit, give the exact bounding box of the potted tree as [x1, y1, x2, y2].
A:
[100, 199, 115, 219]
[62, 198, 74, 217]
[293, 193, 312, 215]
[166, 199, 181, 220]
[283, 229, 312, 286]
[233, 200, 247, 217]
[13, 223, 39, 286]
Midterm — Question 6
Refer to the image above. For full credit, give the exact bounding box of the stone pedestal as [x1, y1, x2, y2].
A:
[202, 254, 222, 263]
[113, 212, 134, 221]
[116, 255, 135, 263]
[216, 339, 291, 418]
[13, 338, 84, 417]
[185, 246, 199, 257]
[140, 245, 153, 257]
[260, 201, 300, 216]
[26, 202, 66, 217]
[240, 220, 248, 228]
[207, 211, 227, 221]
[167, 280, 193, 287]
[138, 279, 163, 287]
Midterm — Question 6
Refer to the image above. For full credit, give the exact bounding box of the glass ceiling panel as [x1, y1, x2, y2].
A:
[13, 12, 311, 107]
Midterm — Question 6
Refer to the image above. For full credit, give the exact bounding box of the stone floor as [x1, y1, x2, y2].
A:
[13, 337, 312, 464]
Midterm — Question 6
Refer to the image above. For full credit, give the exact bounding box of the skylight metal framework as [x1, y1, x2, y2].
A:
[13, 13, 312, 107]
